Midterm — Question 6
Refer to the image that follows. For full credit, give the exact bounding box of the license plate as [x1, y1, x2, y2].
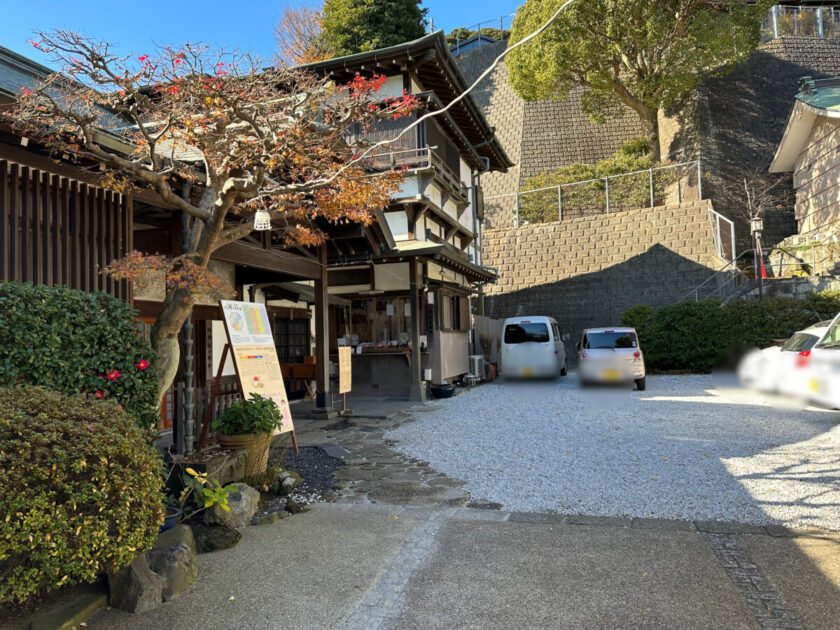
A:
[521, 367, 534, 378]
[810, 378, 821, 393]
[602, 369, 621, 381]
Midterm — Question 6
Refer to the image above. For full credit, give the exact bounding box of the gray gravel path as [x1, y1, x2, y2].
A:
[386, 375, 840, 530]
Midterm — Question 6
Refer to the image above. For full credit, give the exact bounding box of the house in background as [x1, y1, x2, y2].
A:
[300, 31, 512, 401]
[771, 76, 840, 238]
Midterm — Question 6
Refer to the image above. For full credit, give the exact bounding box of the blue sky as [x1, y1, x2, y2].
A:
[0, 1, 521, 68]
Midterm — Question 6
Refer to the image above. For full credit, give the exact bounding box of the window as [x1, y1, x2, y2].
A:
[781, 332, 820, 353]
[816, 320, 840, 349]
[441, 294, 470, 332]
[584, 332, 638, 349]
[275, 318, 310, 363]
[504, 323, 550, 344]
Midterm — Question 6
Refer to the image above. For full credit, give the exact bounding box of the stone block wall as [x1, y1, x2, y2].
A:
[456, 42, 524, 229]
[481, 200, 724, 350]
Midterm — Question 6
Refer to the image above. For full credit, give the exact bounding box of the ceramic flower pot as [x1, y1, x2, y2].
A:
[160, 506, 182, 532]
[216, 432, 273, 475]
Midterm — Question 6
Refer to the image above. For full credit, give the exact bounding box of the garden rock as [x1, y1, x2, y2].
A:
[203, 482, 259, 529]
[278, 476, 298, 496]
[147, 543, 198, 601]
[153, 524, 197, 556]
[107, 554, 163, 614]
[191, 523, 242, 553]
[253, 511, 282, 526]
[285, 499, 304, 514]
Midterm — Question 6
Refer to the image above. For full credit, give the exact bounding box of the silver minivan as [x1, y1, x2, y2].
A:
[501, 316, 567, 379]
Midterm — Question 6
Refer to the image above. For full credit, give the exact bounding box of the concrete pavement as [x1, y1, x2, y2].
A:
[88, 503, 840, 630]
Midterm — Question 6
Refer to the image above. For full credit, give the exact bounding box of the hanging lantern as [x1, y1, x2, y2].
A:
[253, 209, 271, 231]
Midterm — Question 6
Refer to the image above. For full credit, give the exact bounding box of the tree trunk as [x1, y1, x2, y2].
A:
[609, 80, 661, 162]
[150, 287, 195, 405]
[642, 109, 661, 163]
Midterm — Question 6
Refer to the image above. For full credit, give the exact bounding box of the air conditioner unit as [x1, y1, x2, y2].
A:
[468, 354, 485, 381]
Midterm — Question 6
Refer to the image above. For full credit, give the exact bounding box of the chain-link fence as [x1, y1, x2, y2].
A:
[485, 161, 703, 227]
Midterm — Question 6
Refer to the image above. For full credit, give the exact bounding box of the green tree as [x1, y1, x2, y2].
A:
[322, 0, 427, 55]
[507, 0, 773, 162]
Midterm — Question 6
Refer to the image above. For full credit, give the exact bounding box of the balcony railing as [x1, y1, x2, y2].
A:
[762, 4, 840, 41]
[361, 147, 469, 202]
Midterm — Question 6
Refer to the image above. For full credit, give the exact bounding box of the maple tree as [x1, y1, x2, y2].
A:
[6, 30, 418, 402]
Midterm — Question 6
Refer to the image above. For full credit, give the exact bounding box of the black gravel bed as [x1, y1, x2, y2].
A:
[254, 446, 337, 519]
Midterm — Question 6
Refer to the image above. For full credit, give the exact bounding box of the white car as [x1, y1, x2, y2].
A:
[501, 316, 567, 379]
[577, 327, 646, 390]
[738, 321, 832, 395]
[802, 314, 840, 408]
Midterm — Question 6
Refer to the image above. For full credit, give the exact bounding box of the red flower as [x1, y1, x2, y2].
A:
[105, 369, 121, 382]
[95, 390, 105, 399]
[136, 359, 150, 370]
[138, 55, 149, 62]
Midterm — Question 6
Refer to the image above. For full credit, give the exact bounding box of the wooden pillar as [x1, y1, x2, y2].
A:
[408, 257, 426, 402]
[315, 245, 330, 408]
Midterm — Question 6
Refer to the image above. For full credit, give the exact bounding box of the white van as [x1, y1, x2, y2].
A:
[501, 316, 567, 379]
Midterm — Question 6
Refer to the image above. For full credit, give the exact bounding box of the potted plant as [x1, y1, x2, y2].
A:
[211, 394, 283, 475]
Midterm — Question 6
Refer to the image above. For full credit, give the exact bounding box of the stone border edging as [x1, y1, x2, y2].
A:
[325, 502, 840, 540]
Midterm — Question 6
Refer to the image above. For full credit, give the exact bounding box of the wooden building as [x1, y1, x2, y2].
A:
[300, 31, 512, 400]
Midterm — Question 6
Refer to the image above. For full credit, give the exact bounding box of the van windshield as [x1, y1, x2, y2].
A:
[504, 323, 550, 344]
[584, 332, 637, 349]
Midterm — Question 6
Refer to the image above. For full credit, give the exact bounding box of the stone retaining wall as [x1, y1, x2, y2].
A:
[481, 200, 724, 349]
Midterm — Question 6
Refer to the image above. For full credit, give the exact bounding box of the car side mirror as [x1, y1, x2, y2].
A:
[576, 341, 581, 351]
[562, 333, 570, 342]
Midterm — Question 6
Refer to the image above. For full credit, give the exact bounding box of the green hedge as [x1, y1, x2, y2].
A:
[0, 386, 163, 604]
[622, 292, 840, 372]
[0, 283, 158, 429]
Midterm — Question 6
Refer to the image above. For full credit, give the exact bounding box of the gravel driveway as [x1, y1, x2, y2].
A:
[386, 375, 840, 530]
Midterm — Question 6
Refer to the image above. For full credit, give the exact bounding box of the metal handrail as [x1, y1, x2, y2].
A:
[362, 146, 469, 199]
[678, 250, 755, 303]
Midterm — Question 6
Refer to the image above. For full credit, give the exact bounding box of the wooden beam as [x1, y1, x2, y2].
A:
[363, 225, 381, 255]
[314, 245, 330, 408]
[408, 256, 425, 401]
[213, 241, 322, 279]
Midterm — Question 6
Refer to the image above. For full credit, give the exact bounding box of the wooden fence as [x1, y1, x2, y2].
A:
[0, 158, 132, 299]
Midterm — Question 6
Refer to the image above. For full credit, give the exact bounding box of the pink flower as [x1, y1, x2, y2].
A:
[95, 390, 104, 399]
[138, 55, 149, 62]
[118, 405, 124, 410]
[136, 359, 150, 370]
[105, 369, 121, 382]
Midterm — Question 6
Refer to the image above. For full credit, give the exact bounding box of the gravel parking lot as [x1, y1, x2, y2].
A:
[386, 375, 840, 530]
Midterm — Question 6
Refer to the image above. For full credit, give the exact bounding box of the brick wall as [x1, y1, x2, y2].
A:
[481, 200, 724, 350]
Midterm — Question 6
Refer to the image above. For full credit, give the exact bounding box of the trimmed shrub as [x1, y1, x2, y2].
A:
[0, 386, 163, 604]
[622, 292, 840, 372]
[0, 282, 158, 429]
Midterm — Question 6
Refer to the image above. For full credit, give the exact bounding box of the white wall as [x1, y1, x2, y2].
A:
[375, 263, 409, 290]
[384, 210, 410, 240]
[211, 320, 236, 377]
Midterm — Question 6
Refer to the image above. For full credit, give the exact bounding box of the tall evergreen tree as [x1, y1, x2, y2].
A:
[507, 0, 773, 162]
[322, 0, 427, 55]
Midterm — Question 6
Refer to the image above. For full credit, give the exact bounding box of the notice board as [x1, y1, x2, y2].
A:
[220, 300, 294, 434]
[338, 346, 352, 394]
